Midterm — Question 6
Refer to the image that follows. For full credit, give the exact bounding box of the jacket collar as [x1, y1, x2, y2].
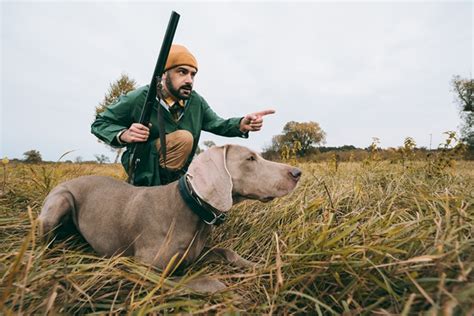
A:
[178, 175, 227, 226]
[163, 95, 185, 107]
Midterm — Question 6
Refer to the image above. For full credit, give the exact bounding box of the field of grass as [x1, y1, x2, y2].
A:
[1, 159, 473, 314]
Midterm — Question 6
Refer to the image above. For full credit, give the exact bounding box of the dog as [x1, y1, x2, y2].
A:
[39, 144, 301, 292]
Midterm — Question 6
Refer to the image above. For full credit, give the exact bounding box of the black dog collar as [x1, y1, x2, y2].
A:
[178, 175, 227, 226]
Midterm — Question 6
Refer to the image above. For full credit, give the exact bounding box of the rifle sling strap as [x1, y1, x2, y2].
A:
[156, 96, 167, 168]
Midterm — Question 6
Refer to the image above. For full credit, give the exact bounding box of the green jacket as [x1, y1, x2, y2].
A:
[91, 85, 248, 186]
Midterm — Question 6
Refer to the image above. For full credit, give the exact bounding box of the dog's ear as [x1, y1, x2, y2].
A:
[187, 145, 233, 211]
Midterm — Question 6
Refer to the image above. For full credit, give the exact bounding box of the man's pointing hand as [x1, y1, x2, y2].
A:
[240, 109, 276, 133]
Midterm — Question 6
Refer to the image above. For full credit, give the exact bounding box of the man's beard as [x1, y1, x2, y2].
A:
[165, 76, 193, 100]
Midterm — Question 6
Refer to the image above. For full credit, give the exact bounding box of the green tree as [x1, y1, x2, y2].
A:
[275, 121, 326, 156]
[23, 150, 42, 163]
[96, 73, 137, 162]
[452, 75, 473, 148]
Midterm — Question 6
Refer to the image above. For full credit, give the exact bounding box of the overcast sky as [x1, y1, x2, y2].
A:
[1, 1, 472, 161]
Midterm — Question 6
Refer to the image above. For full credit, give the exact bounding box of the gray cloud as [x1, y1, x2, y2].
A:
[1, 1, 472, 161]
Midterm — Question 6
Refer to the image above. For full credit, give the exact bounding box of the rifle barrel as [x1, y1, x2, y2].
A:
[128, 11, 180, 185]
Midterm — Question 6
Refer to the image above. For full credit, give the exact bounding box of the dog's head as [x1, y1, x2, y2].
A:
[187, 144, 301, 211]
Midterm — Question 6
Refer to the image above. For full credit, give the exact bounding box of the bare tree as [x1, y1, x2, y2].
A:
[203, 140, 216, 149]
[96, 73, 137, 163]
[94, 154, 110, 164]
[452, 75, 473, 147]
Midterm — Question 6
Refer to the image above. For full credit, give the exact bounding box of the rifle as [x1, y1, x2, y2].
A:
[127, 11, 180, 185]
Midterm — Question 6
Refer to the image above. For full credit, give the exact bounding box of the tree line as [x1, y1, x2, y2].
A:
[14, 74, 473, 164]
[19, 150, 112, 164]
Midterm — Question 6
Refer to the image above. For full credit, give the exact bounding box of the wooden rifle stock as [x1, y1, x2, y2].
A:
[127, 11, 180, 185]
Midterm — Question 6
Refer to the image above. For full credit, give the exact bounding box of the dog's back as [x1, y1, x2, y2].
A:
[39, 176, 142, 256]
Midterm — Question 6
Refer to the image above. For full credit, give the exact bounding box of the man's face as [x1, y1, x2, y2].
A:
[163, 65, 197, 100]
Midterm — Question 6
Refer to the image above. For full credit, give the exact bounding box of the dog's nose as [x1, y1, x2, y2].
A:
[289, 168, 302, 181]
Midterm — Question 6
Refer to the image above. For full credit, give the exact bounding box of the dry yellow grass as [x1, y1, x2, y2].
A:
[1, 159, 473, 314]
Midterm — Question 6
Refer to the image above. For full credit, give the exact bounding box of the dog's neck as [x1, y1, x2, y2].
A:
[177, 176, 227, 226]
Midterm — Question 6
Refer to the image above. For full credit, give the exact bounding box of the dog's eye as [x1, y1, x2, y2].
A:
[246, 155, 256, 161]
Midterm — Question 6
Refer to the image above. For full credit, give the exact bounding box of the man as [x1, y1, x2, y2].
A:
[92, 44, 274, 186]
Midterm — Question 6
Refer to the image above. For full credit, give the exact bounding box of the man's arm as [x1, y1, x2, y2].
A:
[239, 109, 275, 133]
[91, 88, 147, 146]
[201, 101, 249, 138]
[201, 100, 275, 138]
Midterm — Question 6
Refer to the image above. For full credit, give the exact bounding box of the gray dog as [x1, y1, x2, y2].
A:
[39, 144, 301, 292]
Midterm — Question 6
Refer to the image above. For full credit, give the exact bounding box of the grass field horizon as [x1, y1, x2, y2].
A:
[1, 156, 473, 314]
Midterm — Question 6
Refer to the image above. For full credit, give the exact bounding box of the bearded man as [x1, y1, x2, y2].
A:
[91, 44, 274, 186]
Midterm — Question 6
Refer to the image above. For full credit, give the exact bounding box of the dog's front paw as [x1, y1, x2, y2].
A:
[235, 257, 259, 269]
[184, 276, 227, 294]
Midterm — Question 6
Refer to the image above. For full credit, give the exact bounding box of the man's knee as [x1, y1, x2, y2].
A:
[169, 130, 194, 151]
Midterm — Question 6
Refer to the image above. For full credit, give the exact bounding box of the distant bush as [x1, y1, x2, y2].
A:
[23, 150, 42, 163]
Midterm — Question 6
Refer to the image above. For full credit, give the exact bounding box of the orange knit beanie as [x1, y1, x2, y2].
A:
[164, 44, 198, 71]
